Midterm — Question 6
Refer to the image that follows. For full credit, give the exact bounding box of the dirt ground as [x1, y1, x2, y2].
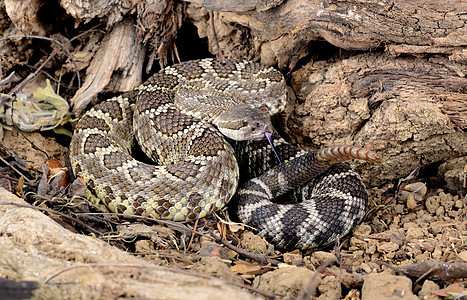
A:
[0, 122, 465, 299]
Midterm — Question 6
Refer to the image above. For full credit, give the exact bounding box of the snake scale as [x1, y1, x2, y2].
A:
[70, 58, 381, 250]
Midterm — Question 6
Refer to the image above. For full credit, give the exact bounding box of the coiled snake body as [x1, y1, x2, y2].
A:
[70, 58, 380, 250]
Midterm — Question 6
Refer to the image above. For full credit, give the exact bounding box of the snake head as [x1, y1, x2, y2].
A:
[214, 106, 273, 141]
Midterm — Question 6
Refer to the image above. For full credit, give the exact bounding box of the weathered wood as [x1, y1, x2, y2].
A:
[59, 0, 138, 25]
[70, 19, 145, 115]
[4, 0, 45, 35]
[0, 188, 257, 299]
[288, 52, 466, 185]
[184, 0, 284, 12]
[186, 0, 467, 69]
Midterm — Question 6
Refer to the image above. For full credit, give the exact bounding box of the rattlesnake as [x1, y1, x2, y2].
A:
[69, 58, 380, 250]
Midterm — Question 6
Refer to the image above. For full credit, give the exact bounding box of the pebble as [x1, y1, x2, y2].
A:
[253, 266, 318, 298]
[406, 227, 425, 240]
[419, 280, 441, 300]
[317, 276, 340, 300]
[239, 231, 272, 255]
[312, 251, 336, 264]
[425, 196, 440, 214]
[377, 242, 399, 252]
[353, 224, 372, 238]
[283, 251, 303, 265]
[435, 206, 445, 216]
[393, 204, 405, 214]
[361, 272, 418, 300]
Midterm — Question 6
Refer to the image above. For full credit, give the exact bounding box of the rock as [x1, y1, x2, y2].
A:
[377, 242, 399, 253]
[406, 227, 425, 240]
[239, 231, 273, 255]
[425, 195, 441, 214]
[327, 266, 363, 288]
[253, 266, 319, 299]
[419, 280, 441, 300]
[362, 271, 418, 300]
[283, 251, 303, 265]
[0, 188, 256, 299]
[312, 251, 336, 264]
[317, 276, 340, 300]
[435, 156, 467, 194]
[191, 256, 243, 284]
[353, 224, 372, 239]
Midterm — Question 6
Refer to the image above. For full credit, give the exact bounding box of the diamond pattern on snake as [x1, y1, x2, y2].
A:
[69, 58, 381, 250]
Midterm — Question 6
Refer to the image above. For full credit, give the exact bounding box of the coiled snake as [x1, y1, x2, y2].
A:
[70, 58, 381, 250]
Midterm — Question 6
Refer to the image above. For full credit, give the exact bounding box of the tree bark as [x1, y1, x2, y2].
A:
[185, 0, 467, 69]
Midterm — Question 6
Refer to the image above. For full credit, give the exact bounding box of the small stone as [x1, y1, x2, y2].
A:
[414, 252, 430, 262]
[312, 251, 336, 264]
[430, 223, 442, 235]
[425, 196, 440, 214]
[253, 266, 319, 298]
[191, 256, 243, 284]
[378, 242, 399, 252]
[353, 224, 372, 239]
[432, 247, 443, 260]
[390, 234, 405, 246]
[404, 222, 419, 229]
[419, 280, 440, 300]
[393, 215, 401, 225]
[317, 276, 340, 299]
[283, 251, 303, 265]
[323, 266, 363, 289]
[360, 263, 372, 273]
[350, 237, 366, 248]
[362, 271, 418, 300]
[366, 245, 376, 255]
[435, 206, 445, 216]
[406, 227, 425, 240]
[454, 199, 464, 209]
[438, 192, 451, 202]
[240, 231, 272, 255]
[393, 204, 405, 214]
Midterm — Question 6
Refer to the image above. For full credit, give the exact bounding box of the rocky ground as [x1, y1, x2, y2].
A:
[0, 124, 465, 299]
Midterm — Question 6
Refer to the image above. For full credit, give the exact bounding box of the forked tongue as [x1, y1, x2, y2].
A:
[265, 131, 283, 165]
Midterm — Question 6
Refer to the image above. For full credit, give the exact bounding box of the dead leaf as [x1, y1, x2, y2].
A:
[231, 260, 275, 275]
[458, 251, 467, 262]
[15, 176, 24, 197]
[228, 222, 244, 233]
[46, 158, 69, 188]
[431, 282, 464, 297]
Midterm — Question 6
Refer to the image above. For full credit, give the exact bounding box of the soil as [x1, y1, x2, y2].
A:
[0, 124, 465, 299]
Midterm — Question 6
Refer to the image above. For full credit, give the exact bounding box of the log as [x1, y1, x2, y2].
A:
[70, 19, 145, 115]
[288, 52, 466, 186]
[185, 0, 467, 69]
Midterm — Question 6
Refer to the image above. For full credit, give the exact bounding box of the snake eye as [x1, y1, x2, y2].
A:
[243, 120, 248, 126]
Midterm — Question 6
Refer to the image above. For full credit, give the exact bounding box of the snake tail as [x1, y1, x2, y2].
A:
[316, 145, 382, 163]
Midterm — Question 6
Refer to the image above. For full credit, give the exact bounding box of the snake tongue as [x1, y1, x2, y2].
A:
[265, 131, 283, 165]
